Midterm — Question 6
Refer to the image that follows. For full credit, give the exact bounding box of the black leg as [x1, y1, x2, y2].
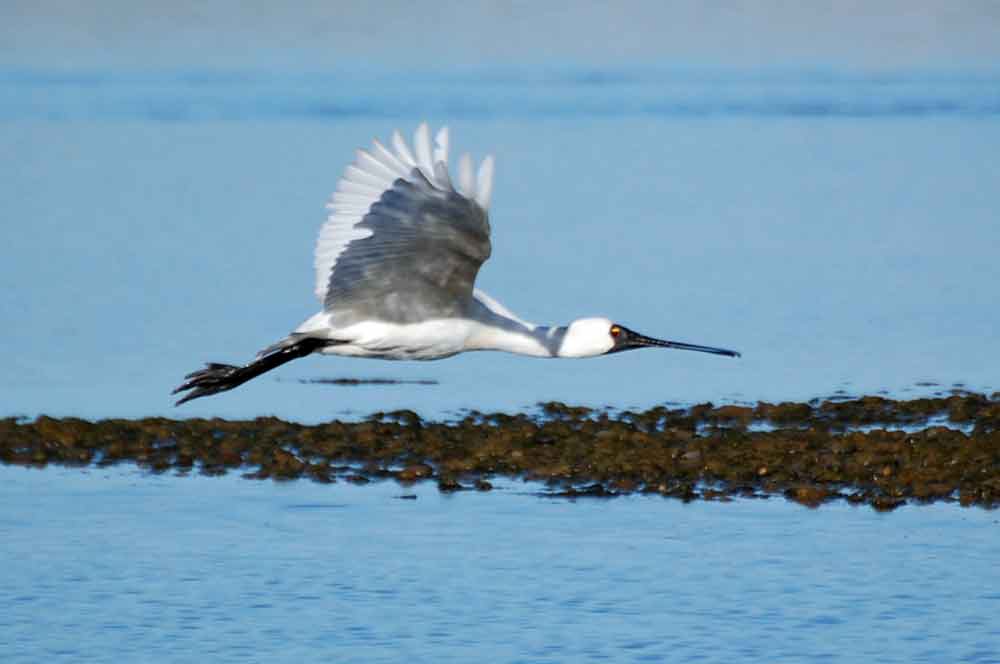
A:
[172, 337, 332, 406]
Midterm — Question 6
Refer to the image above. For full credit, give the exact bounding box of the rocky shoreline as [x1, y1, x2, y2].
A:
[3, 393, 999, 511]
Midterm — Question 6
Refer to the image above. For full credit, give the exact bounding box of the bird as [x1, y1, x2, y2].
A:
[173, 123, 740, 405]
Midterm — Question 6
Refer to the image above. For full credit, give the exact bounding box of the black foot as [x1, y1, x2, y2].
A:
[172, 363, 243, 405]
[172, 336, 334, 406]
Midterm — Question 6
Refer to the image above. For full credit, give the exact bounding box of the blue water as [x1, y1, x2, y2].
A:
[2, 66, 1000, 422]
[2, 465, 998, 663]
[3, 13, 1000, 661]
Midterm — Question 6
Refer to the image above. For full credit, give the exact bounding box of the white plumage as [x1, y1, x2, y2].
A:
[173, 123, 739, 406]
[314, 125, 494, 304]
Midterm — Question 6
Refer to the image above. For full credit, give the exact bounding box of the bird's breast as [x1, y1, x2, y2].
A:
[320, 319, 475, 361]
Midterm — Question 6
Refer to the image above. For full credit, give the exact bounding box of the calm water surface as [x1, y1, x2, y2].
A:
[2, 465, 999, 663]
[2, 65, 1000, 663]
[2, 67, 999, 422]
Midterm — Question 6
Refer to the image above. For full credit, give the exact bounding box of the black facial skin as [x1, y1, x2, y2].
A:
[607, 324, 741, 357]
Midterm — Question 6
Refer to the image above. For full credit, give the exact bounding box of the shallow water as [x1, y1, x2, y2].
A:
[3, 22, 1000, 662]
[2, 66, 999, 422]
[2, 465, 998, 663]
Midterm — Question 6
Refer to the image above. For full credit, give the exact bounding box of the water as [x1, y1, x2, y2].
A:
[2, 465, 998, 663]
[2, 66, 999, 422]
[3, 8, 1000, 661]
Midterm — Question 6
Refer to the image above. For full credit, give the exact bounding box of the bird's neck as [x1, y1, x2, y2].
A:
[475, 322, 568, 357]
[465, 299, 566, 357]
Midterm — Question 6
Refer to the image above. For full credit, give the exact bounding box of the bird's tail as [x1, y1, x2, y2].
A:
[172, 336, 332, 406]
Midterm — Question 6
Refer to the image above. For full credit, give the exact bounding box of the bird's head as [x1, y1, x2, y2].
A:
[559, 317, 741, 359]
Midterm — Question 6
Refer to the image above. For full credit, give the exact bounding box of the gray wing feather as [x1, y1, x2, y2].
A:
[324, 169, 491, 326]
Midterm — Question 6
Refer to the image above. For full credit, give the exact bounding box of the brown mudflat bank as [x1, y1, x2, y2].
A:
[3, 393, 999, 511]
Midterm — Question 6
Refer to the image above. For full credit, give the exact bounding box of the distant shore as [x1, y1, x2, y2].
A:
[4, 393, 998, 511]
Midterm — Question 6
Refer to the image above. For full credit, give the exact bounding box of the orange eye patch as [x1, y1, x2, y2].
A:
[610, 326, 621, 337]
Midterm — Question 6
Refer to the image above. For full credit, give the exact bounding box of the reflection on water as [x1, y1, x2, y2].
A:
[290, 377, 440, 386]
[4, 18, 999, 663]
[2, 465, 998, 663]
[1, 65, 999, 424]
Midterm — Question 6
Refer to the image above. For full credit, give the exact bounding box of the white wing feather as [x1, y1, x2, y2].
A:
[413, 124, 434, 177]
[433, 126, 449, 166]
[355, 149, 400, 181]
[391, 130, 417, 168]
[473, 289, 536, 329]
[371, 139, 411, 177]
[314, 124, 495, 304]
[475, 155, 494, 209]
[458, 153, 474, 198]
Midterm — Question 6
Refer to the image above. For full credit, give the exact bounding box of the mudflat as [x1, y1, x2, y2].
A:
[4, 393, 998, 511]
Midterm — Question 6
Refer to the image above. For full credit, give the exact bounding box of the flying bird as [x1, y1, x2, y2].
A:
[173, 124, 739, 405]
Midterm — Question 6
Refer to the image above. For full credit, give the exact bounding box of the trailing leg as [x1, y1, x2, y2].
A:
[172, 336, 332, 406]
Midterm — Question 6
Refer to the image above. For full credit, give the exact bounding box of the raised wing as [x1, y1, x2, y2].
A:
[315, 124, 495, 326]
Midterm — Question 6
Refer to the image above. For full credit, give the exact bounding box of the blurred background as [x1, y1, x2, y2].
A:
[4, 1, 999, 68]
[2, 1, 999, 421]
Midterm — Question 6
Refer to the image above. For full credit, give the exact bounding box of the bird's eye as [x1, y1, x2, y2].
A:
[610, 325, 621, 338]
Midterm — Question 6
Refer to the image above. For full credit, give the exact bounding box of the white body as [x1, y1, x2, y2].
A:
[174, 123, 738, 406]
[295, 290, 616, 360]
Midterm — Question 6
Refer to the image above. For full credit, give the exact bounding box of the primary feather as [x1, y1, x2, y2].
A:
[314, 123, 496, 324]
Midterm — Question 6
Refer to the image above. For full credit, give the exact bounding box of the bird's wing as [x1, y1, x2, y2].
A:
[315, 123, 495, 326]
[473, 288, 537, 329]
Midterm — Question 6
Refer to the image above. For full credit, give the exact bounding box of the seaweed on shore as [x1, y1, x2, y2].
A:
[2, 393, 999, 511]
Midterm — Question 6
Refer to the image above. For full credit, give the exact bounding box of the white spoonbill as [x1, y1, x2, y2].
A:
[174, 124, 739, 405]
